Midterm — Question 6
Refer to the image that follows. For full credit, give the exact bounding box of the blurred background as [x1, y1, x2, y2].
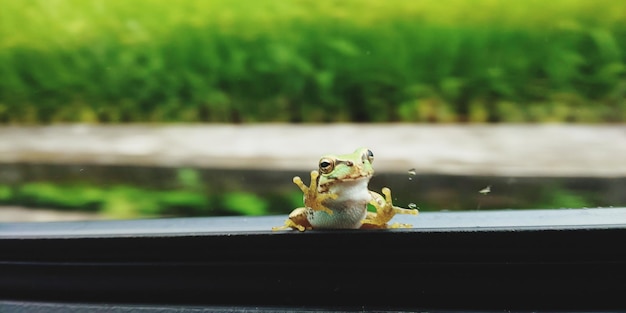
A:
[0, 0, 624, 222]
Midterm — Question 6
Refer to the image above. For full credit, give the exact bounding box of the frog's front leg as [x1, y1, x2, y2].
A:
[293, 170, 335, 215]
[272, 208, 312, 232]
[361, 187, 419, 229]
[273, 171, 337, 231]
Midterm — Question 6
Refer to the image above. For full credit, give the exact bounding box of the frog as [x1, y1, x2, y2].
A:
[273, 147, 419, 231]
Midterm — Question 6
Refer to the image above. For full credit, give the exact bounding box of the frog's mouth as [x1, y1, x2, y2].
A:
[341, 174, 372, 181]
[319, 173, 372, 193]
[325, 171, 372, 182]
[324, 175, 372, 200]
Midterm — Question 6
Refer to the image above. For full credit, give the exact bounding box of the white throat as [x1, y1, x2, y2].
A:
[327, 177, 371, 203]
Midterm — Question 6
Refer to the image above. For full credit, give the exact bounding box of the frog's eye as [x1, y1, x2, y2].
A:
[319, 158, 335, 174]
[363, 149, 374, 164]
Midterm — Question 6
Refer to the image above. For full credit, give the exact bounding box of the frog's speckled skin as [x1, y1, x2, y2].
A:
[273, 148, 419, 231]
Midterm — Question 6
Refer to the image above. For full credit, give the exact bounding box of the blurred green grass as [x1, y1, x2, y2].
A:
[0, 182, 299, 219]
[1, 0, 625, 123]
[0, 179, 597, 219]
[0, 167, 606, 219]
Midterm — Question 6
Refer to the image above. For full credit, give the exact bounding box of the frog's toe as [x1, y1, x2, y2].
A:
[272, 224, 291, 231]
[292, 176, 309, 193]
[309, 170, 319, 181]
[272, 219, 304, 231]
[389, 222, 412, 229]
[291, 224, 307, 232]
[362, 212, 390, 227]
[382, 187, 392, 199]
[393, 206, 419, 215]
[359, 220, 388, 229]
[283, 219, 307, 232]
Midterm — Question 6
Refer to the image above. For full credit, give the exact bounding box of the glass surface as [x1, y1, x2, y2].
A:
[0, 0, 624, 222]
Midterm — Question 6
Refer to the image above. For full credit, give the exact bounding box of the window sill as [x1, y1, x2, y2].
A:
[1, 208, 625, 311]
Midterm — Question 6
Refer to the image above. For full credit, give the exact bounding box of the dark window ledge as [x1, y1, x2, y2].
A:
[1, 208, 625, 312]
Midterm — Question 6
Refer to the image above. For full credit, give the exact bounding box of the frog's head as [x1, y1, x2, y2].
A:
[317, 147, 375, 190]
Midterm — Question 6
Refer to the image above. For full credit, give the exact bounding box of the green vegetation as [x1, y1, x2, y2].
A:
[0, 168, 300, 219]
[1, 0, 625, 123]
[1, 182, 299, 219]
[0, 174, 605, 219]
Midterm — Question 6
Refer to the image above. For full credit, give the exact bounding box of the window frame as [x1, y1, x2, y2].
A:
[1, 208, 625, 311]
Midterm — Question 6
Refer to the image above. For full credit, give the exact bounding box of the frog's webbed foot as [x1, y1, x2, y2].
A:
[293, 171, 335, 215]
[360, 187, 419, 229]
[272, 208, 312, 232]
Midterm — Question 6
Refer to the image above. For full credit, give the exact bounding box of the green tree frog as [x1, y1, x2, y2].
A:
[273, 147, 419, 231]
